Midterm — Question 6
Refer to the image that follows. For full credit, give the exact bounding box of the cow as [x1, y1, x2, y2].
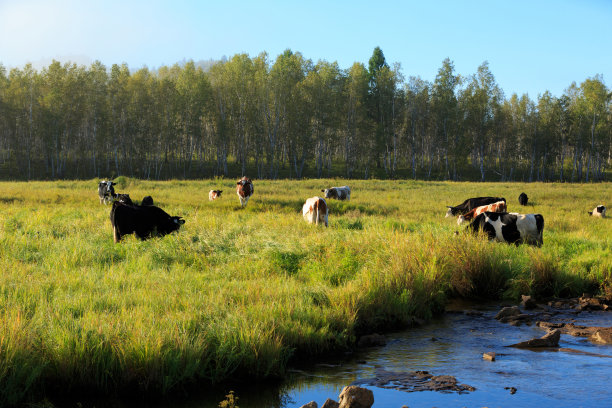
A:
[141, 196, 154, 206]
[445, 197, 506, 217]
[110, 201, 185, 243]
[209, 190, 223, 201]
[588, 205, 606, 218]
[519, 192, 528, 206]
[465, 211, 544, 247]
[321, 186, 350, 201]
[236, 177, 253, 207]
[113, 194, 133, 205]
[302, 197, 328, 227]
[457, 200, 507, 225]
[98, 180, 116, 204]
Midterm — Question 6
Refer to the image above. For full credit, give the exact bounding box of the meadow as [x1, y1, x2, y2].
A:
[0, 178, 610, 405]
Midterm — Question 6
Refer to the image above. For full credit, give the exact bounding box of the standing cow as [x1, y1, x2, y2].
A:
[110, 201, 185, 243]
[446, 197, 506, 217]
[321, 186, 350, 201]
[466, 211, 544, 247]
[588, 205, 606, 218]
[209, 190, 223, 201]
[518, 192, 528, 206]
[302, 197, 328, 227]
[98, 180, 116, 204]
[457, 200, 507, 225]
[236, 177, 254, 207]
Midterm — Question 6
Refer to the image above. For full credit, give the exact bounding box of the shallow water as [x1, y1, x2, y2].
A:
[58, 302, 612, 408]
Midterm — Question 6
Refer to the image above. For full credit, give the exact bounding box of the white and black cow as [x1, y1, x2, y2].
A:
[302, 197, 328, 227]
[98, 180, 116, 204]
[321, 186, 350, 201]
[588, 205, 606, 218]
[446, 196, 506, 217]
[110, 201, 184, 243]
[236, 177, 253, 207]
[466, 211, 544, 247]
[209, 190, 223, 201]
[518, 192, 528, 206]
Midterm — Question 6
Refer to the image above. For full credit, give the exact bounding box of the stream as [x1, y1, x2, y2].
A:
[57, 301, 612, 408]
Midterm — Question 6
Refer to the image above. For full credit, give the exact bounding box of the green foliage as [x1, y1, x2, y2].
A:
[0, 179, 609, 405]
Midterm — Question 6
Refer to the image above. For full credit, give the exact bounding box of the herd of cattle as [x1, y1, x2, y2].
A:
[98, 179, 606, 246]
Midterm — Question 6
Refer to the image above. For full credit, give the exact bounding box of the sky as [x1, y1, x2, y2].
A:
[1, 0, 611, 98]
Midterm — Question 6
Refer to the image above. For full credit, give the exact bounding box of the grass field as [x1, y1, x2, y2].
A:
[0, 178, 610, 405]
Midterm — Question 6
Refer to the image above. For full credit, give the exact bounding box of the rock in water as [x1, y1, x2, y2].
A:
[508, 329, 561, 348]
[300, 402, 318, 408]
[483, 352, 496, 361]
[520, 295, 537, 310]
[495, 306, 521, 320]
[338, 386, 374, 408]
[321, 399, 340, 408]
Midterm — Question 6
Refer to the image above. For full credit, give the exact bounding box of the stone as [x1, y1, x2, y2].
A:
[321, 398, 340, 408]
[300, 402, 318, 408]
[591, 328, 612, 344]
[521, 295, 537, 310]
[357, 333, 386, 348]
[483, 352, 496, 361]
[508, 329, 561, 348]
[504, 386, 517, 394]
[495, 306, 521, 320]
[338, 386, 374, 408]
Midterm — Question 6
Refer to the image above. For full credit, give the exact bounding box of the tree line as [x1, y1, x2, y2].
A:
[0, 48, 610, 181]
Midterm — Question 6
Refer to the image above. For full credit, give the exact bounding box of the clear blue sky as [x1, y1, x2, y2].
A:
[1, 0, 610, 98]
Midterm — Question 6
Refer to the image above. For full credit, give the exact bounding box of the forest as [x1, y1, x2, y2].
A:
[0, 47, 610, 181]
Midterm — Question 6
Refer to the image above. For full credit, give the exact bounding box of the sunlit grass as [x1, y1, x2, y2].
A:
[0, 179, 610, 404]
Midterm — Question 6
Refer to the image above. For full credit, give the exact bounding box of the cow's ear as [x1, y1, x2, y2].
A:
[111, 182, 116, 185]
[588, 212, 593, 216]
[321, 189, 325, 192]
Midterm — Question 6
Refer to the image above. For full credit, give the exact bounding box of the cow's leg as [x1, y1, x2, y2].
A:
[113, 226, 121, 243]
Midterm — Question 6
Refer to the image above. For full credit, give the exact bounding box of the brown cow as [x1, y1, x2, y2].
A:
[236, 177, 253, 207]
[302, 197, 328, 227]
[457, 200, 507, 225]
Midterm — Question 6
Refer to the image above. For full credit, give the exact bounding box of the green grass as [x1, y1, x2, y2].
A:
[0, 179, 610, 405]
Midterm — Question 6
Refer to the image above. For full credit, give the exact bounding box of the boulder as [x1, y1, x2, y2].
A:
[300, 402, 318, 408]
[321, 399, 340, 408]
[591, 328, 612, 344]
[520, 295, 537, 310]
[483, 352, 496, 361]
[357, 333, 386, 348]
[508, 329, 561, 348]
[495, 306, 521, 320]
[338, 386, 374, 408]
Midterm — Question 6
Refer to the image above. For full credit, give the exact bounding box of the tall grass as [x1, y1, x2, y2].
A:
[0, 179, 609, 405]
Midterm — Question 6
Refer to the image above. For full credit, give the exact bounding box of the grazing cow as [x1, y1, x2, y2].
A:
[518, 192, 528, 206]
[110, 201, 185, 243]
[141, 196, 154, 206]
[209, 190, 223, 201]
[302, 197, 328, 227]
[113, 194, 133, 205]
[457, 200, 507, 225]
[98, 180, 116, 204]
[466, 211, 544, 247]
[588, 205, 606, 218]
[236, 177, 253, 207]
[445, 197, 506, 217]
[321, 186, 350, 201]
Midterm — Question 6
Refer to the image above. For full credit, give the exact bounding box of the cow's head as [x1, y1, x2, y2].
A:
[321, 188, 336, 199]
[445, 207, 454, 218]
[113, 194, 132, 205]
[216, 190, 223, 197]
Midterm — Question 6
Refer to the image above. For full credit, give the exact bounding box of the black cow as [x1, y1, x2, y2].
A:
[446, 197, 506, 217]
[110, 202, 185, 243]
[141, 196, 154, 206]
[518, 192, 528, 206]
[466, 211, 544, 247]
[98, 180, 116, 204]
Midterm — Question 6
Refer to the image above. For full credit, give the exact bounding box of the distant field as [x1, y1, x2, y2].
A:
[0, 179, 610, 405]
